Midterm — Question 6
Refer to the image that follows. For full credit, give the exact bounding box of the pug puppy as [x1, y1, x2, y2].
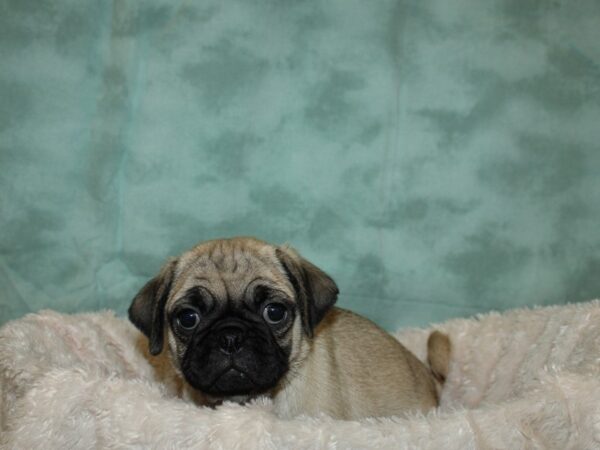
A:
[129, 237, 450, 420]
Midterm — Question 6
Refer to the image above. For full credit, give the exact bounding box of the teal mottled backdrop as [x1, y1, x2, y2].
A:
[1, 1, 599, 330]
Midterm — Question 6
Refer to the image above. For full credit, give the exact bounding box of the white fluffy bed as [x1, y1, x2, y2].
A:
[2, 300, 600, 449]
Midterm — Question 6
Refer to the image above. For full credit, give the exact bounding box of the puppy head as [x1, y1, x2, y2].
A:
[128, 237, 338, 398]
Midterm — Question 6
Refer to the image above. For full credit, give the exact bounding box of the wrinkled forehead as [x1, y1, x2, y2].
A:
[169, 241, 292, 304]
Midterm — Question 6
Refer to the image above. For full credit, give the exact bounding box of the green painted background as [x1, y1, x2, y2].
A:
[1, 0, 599, 330]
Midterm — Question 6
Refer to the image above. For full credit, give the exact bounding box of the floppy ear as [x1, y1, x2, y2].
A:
[275, 247, 338, 337]
[128, 258, 177, 355]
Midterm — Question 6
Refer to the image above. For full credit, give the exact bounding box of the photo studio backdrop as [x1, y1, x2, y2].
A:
[1, 0, 599, 330]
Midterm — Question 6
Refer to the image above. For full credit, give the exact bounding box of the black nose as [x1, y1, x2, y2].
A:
[218, 327, 245, 355]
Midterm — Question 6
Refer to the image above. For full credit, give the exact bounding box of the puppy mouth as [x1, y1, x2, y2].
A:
[208, 365, 259, 391]
[183, 356, 287, 397]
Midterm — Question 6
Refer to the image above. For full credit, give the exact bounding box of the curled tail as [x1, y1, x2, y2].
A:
[427, 330, 451, 384]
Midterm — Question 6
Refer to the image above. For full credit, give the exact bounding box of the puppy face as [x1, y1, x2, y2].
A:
[129, 237, 338, 398]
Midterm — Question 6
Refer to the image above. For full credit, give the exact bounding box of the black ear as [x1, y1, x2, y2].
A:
[276, 247, 338, 337]
[128, 258, 177, 355]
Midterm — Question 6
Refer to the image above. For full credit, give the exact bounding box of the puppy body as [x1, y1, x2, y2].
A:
[129, 237, 449, 420]
[273, 307, 439, 419]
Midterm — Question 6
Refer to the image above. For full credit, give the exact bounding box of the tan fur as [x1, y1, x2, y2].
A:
[131, 237, 448, 419]
[273, 308, 440, 419]
[427, 330, 451, 384]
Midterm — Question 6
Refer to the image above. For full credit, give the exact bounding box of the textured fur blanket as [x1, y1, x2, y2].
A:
[2, 300, 600, 449]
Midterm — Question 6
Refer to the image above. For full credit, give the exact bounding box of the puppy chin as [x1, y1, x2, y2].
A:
[192, 367, 262, 397]
[183, 365, 286, 399]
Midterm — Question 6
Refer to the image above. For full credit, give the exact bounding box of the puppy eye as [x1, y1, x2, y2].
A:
[176, 309, 200, 330]
[262, 303, 288, 324]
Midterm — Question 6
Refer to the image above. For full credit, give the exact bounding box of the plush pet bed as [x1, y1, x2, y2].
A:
[1, 300, 600, 449]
